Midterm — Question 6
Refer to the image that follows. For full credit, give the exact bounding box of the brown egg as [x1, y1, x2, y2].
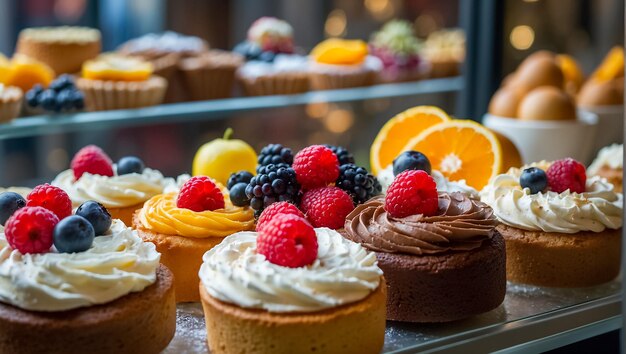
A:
[578, 79, 623, 106]
[488, 87, 522, 118]
[512, 57, 564, 94]
[501, 72, 517, 87]
[518, 86, 577, 121]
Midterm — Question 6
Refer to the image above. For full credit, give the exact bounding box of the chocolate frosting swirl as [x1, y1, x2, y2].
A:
[344, 192, 497, 255]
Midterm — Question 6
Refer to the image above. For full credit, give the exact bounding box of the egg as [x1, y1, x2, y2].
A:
[578, 78, 623, 106]
[511, 57, 564, 94]
[488, 86, 522, 118]
[518, 86, 577, 121]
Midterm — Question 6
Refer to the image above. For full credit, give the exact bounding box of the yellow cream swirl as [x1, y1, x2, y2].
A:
[139, 192, 255, 238]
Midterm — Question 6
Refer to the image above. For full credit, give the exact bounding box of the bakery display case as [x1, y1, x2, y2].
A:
[0, 0, 623, 353]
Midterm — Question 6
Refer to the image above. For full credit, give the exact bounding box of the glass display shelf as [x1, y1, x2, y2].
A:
[0, 77, 463, 141]
[166, 280, 621, 353]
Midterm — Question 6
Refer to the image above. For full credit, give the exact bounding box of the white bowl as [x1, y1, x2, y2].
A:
[578, 105, 623, 154]
[483, 110, 599, 165]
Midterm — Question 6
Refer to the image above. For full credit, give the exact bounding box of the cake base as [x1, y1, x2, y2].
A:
[0, 265, 176, 354]
[200, 279, 386, 354]
[378, 231, 506, 323]
[133, 211, 224, 302]
[500, 224, 621, 287]
[108, 203, 143, 227]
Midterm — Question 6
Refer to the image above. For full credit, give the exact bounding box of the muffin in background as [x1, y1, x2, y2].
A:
[588, 144, 623, 193]
[0, 84, 23, 123]
[179, 50, 244, 100]
[369, 20, 426, 82]
[422, 28, 465, 78]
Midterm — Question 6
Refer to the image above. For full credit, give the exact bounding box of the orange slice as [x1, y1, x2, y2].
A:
[556, 54, 584, 95]
[402, 120, 502, 190]
[4, 54, 55, 91]
[0, 54, 10, 84]
[370, 106, 450, 175]
[311, 39, 368, 65]
[591, 46, 624, 82]
[82, 54, 153, 81]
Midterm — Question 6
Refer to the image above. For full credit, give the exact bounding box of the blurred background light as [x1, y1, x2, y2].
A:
[510, 25, 535, 50]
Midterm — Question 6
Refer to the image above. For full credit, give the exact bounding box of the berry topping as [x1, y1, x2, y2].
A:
[256, 201, 304, 232]
[257, 214, 317, 268]
[177, 176, 225, 212]
[25, 84, 43, 107]
[39, 89, 57, 111]
[257, 144, 294, 168]
[5, 206, 59, 254]
[393, 151, 432, 176]
[323, 144, 355, 166]
[520, 167, 548, 194]
[229, 183, 250, 207]
[385, 170, 439, 218]
[49, 74, 74, 92]
[300, 186, 354, 229]
[26, 184, 72, 219]
[117, 156, 146, 175]
[292, 145, 340, 190]
[233, 41, 263, 61]
[75, 201, 112, 235]
[546, 158, 587, 194]
[26, 75, 84, 112]
[336, 164, 382, 205]
[227, 171, 254, 189]
[0, 192, 26, 226]
[53, 215, 95, 253]
[246, 164, 300, 216]
[71, 145, 114, 180]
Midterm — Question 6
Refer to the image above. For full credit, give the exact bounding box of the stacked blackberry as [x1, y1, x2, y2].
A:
[336, 164, 382, 205]
[245, 164, 300, 217]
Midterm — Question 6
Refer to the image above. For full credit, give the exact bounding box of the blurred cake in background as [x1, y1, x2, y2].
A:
[0, 84, 22, 123]
[178, 50, 243, 100]
[588, 144, 623, 193]
[422, 28, 465, 78]
[369, 20, 426, 82]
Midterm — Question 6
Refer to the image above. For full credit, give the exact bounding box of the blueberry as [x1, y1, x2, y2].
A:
[53, 215, 95, 253]
[70, 90, 85, 110]
[25, 85, 43, 107]
[258, 51, 276, 63]
[233, 41, 251, 56]
[520, 167, 548, 194]
[55, 90, 74, 111]
[245, 43, 262, 60]
[117, 156, 145, 175]
[229, 183, 250, 207]
[39, 89, 57, 111]
[75, 201, 112, 235]
[49, 74, 75, 92]
[393, 151, 432, 176]
[0, 192, 26, 226]
[227, 171, 253, 190]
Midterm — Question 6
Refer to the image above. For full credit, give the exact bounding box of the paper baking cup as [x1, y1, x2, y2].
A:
[77, 76, 167, 111]
[238, 72, 309, 96]
[0, 89, 23, 123]
[309, 70, 377, 90]
[179, 66, 238, 100]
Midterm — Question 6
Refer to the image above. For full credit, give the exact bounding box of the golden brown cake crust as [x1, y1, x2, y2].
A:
[76, 75, 167, 111]
[133, 210, 224, 302]
[0, 265, 176, 354]
[200, 279, 387, 354]
[500, 224, 622, 287]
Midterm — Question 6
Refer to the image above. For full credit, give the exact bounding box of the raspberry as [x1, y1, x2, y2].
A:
[256, 201, 304, 232]
[5, 206, 59, 254]
[385, 170, 439, 218]
[323, 144, 355, 166]
[300, 187, 354, 229]
[292, 145, 339, 190]
[546, 158, 587, 193]
[27, 184, 72, 219]
[176, 176, 225, 212]
[257, 214, 317, 268]
[70, 145, 114, 180]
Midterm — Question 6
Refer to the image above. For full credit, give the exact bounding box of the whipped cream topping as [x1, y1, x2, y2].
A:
[0, 220, 159, 312]
[200, 228, 382, 313]
[248, 17, 293, 43]
[378, 166, 479, 198]
[480, 162, 623, 233]
[121, 31, 207, 54]
[52, 167, 175, 208]
[588, 144, 623, 175]
[238, 54, 309, 78]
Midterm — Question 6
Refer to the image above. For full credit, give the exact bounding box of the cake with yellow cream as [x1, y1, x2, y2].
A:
[134, 176, 255, 302]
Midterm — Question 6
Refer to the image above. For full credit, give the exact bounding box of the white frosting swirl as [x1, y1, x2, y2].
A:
[238, 54, 309, 79]
[199, 228, 382, 313]
[480, 162, 623, 233]
[378, 166, 479, 198]
[52, 167, 174, 208]
[0, 220, 160, 311]
[588, 144, 623, 175]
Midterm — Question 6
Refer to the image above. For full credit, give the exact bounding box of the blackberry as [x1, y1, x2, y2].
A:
[324, 145, 355, 166]
[227, 171, 254, 189]
[336, 164, 382, 205]
[257, 144, 293, 169]
[245, 164, 300, 217]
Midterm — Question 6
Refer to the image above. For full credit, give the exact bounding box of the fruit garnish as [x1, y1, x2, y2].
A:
[257, 144, 293, 168]
[75, 201, 112, 235]
[117, 156, 145, 175]
[293, 145, 339, 190]
[256, 201, 304, 232]
[311, 38, 368, 65]
[336, 164, 382, 205]
[591, 46, 624, 82]
[0, 192, 26, 226]
[25, 74, 86, 112]
[490, 130, 522, 173]
[0, 54, 11, 85]
[257, 214, 318, 268]
[192, 128, 257, 186]
[4, 54, 55, 91]
[385, 170, 438, 218]
[393, 151, 432, 176]
[176, 176, 225, 212]
[246, 164, 300, 216]
[519, 167, 548, 194]
[26, 184, 72, 219]
[402, 120, 502, 190]
[300, 186, 354, 229]
[5, 206, 58, 254]
[546, 158, 586, 194]
[556, 54, 584, 95]
[53, 215, 95, 253]
[247, 17, 294, 54]
[370, 105, 450, 176]
[82, 54, 153, 81]
[71, 145, 114, 180]
[228, 183, 250, 207]
[227, 171, 254, 190]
